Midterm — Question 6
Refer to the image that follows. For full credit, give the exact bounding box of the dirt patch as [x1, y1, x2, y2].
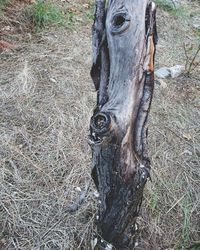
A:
[0, 39, 14, 52]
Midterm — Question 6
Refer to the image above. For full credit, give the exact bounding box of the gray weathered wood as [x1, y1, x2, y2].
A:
[89, 0, 157, 248]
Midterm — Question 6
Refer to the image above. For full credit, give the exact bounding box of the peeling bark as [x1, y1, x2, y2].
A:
[89, 0, 157, 249]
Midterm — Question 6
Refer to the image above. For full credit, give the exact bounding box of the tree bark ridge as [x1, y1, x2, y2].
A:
[89, 1, 157, 249]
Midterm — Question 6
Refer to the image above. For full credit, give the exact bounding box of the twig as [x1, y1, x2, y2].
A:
[187, 44, 200, 74]
[165, 194, 185, 214]
[183, 42, 200, 75]
[183, 42, 190, 71]
[164, 126, 193, 148]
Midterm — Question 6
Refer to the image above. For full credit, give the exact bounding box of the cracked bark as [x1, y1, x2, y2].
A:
[89, 0, 157, 249]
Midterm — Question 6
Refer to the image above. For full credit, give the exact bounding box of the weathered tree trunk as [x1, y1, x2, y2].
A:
[89, 0, 157, 249]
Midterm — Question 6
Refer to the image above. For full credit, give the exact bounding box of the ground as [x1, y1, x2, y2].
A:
[0, 0, 200, 249]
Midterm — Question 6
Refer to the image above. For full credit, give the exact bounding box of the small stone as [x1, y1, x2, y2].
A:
[93, 191, 99, 198]
[155, 67, 171, 78]
[134, 241, 139, 247]
[169, 65, 185, 78]
[75, 187, 81, 192]
[49, 78, 57, 83]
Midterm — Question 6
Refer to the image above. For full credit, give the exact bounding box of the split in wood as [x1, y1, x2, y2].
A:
[89, 0, 157, 248]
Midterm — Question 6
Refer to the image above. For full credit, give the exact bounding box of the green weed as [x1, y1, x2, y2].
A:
[0, 0, 9, 8]
[28, 1, 63, 29]
[149, 191, 159, 212]
[195, 29, 200, 37]
[27, 1, 74, 31]
[83, 1, 95, 21]
[85, 7, 94, 21]
[181, 199, 192, 247]
[154, 0, 175, 12]
[154, 0, 187, 17]
[0, 0, 9, 21]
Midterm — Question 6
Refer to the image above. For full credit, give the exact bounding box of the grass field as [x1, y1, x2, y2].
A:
[0, 0, 200, 249]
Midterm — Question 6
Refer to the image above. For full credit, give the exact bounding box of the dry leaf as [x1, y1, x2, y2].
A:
[182, 133, 192, 141]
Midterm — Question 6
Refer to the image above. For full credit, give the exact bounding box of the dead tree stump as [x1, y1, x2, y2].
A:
[89, 0, 157, 249]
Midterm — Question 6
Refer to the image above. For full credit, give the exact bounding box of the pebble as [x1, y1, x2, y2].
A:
[155, 65, 185, 79]
[75, 186, 82, 192]
[93, 191, 99, 198]
[155, 67, 171, 78]
[169, 65, 185, 78]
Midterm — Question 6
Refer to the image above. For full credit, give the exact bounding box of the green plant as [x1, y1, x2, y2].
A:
[0, 0, 9, 8]
[149, 190, 159, 212]
[196, 29, 200, 37]
[85, 7, 94, 21]
[0, 0, 9, 20]
[180, 199, 192, 247]
[154, 0, 187, 17]
[154, 0, 175, 11]
[85, 2, 95, 21]
[0, 0, 9, 7]
[66, 10, 75, 25]
[29, 0, 64, 30]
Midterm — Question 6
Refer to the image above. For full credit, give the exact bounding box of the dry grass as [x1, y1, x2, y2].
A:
[0, 21, 97, 249]
[138, 79, 200, 249]
[0, 0, 200, 249]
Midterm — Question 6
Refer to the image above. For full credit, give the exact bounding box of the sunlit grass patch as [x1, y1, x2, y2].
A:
[154, 0, 188, 18]
[0, 0, 9, 20]
[27, 0, 75, 31]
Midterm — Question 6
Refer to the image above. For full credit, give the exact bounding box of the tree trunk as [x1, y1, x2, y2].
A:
[89, 0, 157, 249]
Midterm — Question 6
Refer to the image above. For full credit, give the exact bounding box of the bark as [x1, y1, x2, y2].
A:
[89, 0, 157, 249]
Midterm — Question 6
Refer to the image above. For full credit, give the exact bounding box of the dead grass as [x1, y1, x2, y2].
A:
[137, 79, 200, 249]
[0, 19, 97, 248]
[0, 0, 200, 249]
